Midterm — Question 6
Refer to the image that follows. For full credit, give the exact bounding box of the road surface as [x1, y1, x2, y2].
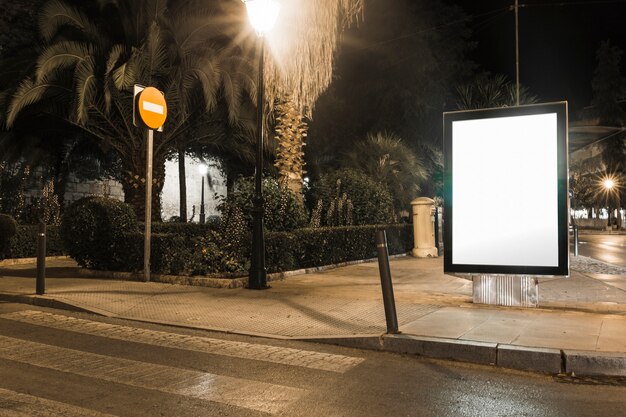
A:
[1, 302, 626, 417]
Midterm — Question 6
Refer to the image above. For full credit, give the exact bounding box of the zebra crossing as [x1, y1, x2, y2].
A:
[0, 310, 366, 416]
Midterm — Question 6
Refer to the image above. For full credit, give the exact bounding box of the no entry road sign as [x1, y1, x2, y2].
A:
[133, 85, 167, 130]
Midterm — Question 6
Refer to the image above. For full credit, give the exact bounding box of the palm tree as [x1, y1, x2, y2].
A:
[455, 73, 537, 110]
[5, 0, 255, 220]
[343, 131, 427, 216]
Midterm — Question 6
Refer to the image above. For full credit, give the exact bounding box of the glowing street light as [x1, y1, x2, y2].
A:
[243, 0, 280, 35]
[604, 178, 615, 190]
[242, 0, 280, 290]
[198, 163, 209, 224]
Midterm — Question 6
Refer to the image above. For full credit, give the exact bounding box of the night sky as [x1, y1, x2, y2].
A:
[457, 0, 626, 117]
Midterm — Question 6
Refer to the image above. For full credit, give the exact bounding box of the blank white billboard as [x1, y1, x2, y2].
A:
[443, 103, 569, 276]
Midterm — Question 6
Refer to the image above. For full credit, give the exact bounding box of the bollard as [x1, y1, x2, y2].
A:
[574, 224, 579, 257]
[375, 230, 399, 334]
[36, 222, 46, 295]
[434, 206, 440, 256]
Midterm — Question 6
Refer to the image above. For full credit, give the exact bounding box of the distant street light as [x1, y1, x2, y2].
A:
[243, 0, 280, 290]
[198, 163, 208, 224]
[603, 177, 617, 227]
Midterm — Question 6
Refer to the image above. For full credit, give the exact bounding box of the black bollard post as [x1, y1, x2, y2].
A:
[36, 222, 46, 295]
[375, 229, 399, 334]
[434, 206, 440, 256]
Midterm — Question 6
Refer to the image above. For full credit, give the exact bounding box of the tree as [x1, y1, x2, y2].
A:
[273, 97, 308, 197]
[306, 0, 474, 191]
[342, 131, 426, 215]
[591, 40, 626, 126]
[455, 73, 538, 110]
[5, 0, 255, 220]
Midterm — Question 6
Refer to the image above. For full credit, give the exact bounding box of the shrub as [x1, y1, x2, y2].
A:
[309, 169, 394, 226]
[9, 225, 65, 258]
[217, 176, 308, 232]
[60, 197, 139, 269]
[266, 224, 412, 272]
[0, 214, 17, 259]
[150, 222, 218, 243]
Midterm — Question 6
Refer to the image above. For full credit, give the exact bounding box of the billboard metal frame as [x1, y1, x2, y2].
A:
[443, 102, 569, 276]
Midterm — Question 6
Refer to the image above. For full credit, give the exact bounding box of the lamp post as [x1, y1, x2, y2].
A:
[243, 0, 280, 290]
[604, 178, 615, 227]
[199, 163, 208, 224]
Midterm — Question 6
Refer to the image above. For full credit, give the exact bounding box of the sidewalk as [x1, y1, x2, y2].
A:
[1, 255, 626, 376]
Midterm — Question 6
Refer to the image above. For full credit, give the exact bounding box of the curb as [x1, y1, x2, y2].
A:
[306, 333, 626, 377]
[0, 293, 98, 315]
[0, 256, 70, 267]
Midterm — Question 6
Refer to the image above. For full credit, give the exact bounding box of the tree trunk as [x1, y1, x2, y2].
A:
[178, 148, 187, 222]
[121, 155, 165, 222]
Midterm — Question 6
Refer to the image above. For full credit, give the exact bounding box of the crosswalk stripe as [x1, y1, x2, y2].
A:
[0, 335, 304, 415]
[0, 387, 118, 417]
[0, 310, 364, 373]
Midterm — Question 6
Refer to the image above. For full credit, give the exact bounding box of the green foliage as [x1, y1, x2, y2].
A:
[217, 176, 309, 232]
[265, 224, 412, 272]
[0, 214, 17, 259]
[591, 40, 626, 126]
[310, 169, 394, 226]
[150, 222, 218, 242]
[19, 179, 62, 225]
[455, 73, 538, 110]
[8, 225, 65, 259]
[60, 197, 139, 269]
[188, 230, 244, 275]
[0, 163, 29, 221]
[342, 131, 426, 215]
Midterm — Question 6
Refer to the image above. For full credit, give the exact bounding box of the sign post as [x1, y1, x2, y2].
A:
[134, 85, 167, 282]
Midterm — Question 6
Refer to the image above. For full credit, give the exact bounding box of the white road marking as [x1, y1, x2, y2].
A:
[0, 387, 118, 417]
[0, 311, 364, 373]
[0, 335, 304, 415]
[142, 101, 164, 114]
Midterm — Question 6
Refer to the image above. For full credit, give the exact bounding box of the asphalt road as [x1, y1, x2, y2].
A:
[1, 302, 626, 417]
[574, 234, 626, 267]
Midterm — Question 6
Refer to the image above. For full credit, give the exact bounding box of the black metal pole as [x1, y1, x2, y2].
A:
[375, 230, 399, 334]
[248, 36, 268, 290]
[36, 222, 46, 295]
[200, 176, 206, 224]
[434, 206, 440, 256]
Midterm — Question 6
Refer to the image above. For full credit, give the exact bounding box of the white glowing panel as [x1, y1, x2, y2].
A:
[452, 113, 558, 266]
[443, 102, 569, 276]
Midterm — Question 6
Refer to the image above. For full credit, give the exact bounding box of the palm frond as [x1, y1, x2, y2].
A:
[112, 53, 138, 90]
[6, 78, 69, 127]
[36, 41, 94, 84]
[39, 0, 100, 42]
[74, 56, 98, 124]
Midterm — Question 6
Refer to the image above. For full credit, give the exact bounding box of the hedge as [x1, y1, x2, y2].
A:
[8, 225, 66, 259]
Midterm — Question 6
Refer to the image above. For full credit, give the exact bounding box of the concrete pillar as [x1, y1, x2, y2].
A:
[411, 197, 438, 258]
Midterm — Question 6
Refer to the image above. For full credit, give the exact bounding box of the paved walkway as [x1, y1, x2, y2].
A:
[2, 255, 626, 375]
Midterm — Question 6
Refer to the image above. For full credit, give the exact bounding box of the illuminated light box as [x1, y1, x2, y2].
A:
[443, 102, 569, 276]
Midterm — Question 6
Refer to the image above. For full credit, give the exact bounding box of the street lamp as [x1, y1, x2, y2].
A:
[603, 177, 616, 228]
[243, 0, 280, 289]
[198, 163, 208, 224]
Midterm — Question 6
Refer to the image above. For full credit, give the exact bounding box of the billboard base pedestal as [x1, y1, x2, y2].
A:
[472, 275, 538, 307]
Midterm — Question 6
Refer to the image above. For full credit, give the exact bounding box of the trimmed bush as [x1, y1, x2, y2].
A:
[9, 225, 65, 258]
[217, 176, 308, 231]
[60, 197, 139, 269]
[0, 214, 17, 260]
[150, 222, 218, 243]
[310, 169, 394, 226]
[266, 224, 412, 272]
